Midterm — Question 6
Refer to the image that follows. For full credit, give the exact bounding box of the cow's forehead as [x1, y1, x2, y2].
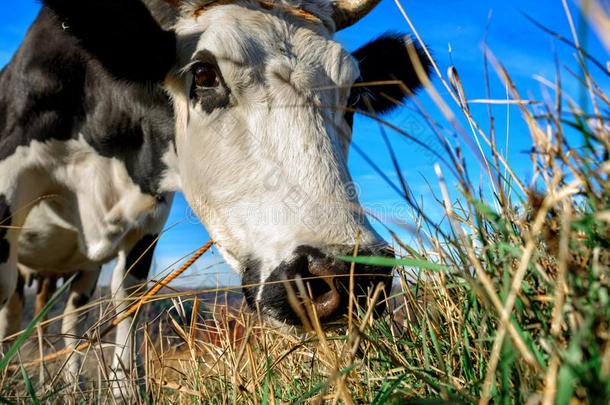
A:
[174, 2, 358, 86]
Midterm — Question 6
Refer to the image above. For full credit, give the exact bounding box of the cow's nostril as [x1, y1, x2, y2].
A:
[311, 276, 341, 319]
[297, 255, 343, 320]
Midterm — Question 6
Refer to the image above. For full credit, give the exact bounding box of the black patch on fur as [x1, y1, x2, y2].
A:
[16, 273, 25, 304]
[242, 258, 262, 311]
[350, 32, 431, 115]
[71, 292, 90, 308]
[72, 271, 97, 299]
[0, 8, 175, 195]
[42, 0, 176, 83]
[72, 271, 83, 285]
[126, 234, 159, 281]
[190, 83, 232, 114]
[0, 9, 86, 161]
[0, 195, 11, 264]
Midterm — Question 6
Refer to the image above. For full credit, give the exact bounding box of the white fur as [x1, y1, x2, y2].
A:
[0, 135, 173, 385]
[168, 1, 384, 287]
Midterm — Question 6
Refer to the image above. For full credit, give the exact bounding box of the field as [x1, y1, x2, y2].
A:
[1, 3, 609, 404]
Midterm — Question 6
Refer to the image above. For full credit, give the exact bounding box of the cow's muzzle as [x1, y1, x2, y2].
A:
[244, 245, 394, 326]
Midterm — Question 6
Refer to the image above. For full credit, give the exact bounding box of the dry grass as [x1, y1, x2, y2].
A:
[1, 2, 609, 403]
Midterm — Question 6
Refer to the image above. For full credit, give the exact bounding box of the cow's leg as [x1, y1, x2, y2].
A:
[109, 235, 158, 398]
[0, 165, 51, 342]
[61, 270, 100, 384]
[35, 276, 58, 333]
[0, 189, 29, 345]
[0, 273, 26, 346]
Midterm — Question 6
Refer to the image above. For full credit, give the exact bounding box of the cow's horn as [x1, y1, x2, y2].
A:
[331, 0, 381, 30]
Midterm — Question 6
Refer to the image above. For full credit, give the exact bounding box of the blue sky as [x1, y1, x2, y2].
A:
[1, 0, 608, 286]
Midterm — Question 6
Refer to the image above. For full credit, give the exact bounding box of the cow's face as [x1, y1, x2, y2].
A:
[44, 0, 429, 325]
[168, 3, 389, 323]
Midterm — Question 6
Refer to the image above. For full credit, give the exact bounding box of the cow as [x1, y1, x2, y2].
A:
[1, 0, 429, 395]
[0, 0, 178, 392]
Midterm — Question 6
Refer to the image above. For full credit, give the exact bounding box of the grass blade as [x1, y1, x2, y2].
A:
[0, 274, 77, 371]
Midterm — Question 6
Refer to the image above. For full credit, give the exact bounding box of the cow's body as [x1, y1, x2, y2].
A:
[0, 3, 178, 390]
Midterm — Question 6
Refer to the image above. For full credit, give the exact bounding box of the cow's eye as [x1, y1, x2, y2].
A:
[189, 60, 230, 112]
[192, 63, 220, 88]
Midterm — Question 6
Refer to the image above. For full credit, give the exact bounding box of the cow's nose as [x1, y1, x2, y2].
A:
[276, 246, 391, 322]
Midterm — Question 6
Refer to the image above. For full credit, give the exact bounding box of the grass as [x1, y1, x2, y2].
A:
[1, 2, 609, 403]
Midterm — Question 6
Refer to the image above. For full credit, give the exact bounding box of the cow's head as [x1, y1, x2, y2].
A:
[44, 0, 430, 325]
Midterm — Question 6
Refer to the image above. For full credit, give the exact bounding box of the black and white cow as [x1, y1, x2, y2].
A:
[1, 0, 429, 394]
[0, 0, 178, 390]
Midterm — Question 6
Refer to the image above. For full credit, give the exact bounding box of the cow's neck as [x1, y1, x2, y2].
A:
[78, 60, 178, 196]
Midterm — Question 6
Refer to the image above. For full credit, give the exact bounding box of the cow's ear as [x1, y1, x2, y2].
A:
[350, 33, 430, 115]
[42, 0, 175, 83]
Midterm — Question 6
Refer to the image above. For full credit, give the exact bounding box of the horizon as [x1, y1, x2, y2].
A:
[1, 0, 608, 287]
